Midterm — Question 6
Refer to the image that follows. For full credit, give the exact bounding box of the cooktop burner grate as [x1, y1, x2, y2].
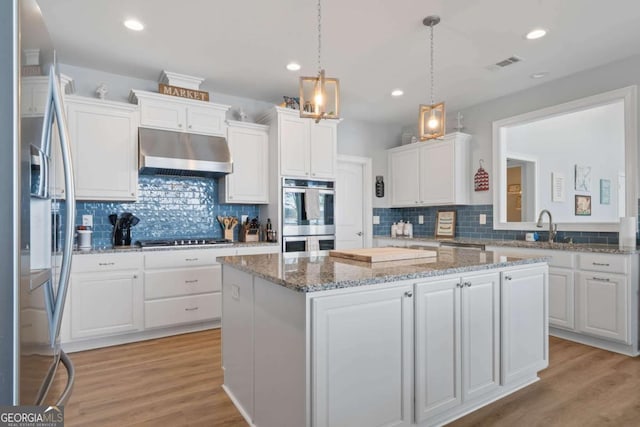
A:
[135, 237, 233, 248]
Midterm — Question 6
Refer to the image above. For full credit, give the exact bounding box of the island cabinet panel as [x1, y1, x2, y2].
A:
[221, 267, 255, 421]
[501, 266, 549, 385]
[312, 285, 413, 427]
[415, 273, 500, 423]
[414, 278, 462, 421]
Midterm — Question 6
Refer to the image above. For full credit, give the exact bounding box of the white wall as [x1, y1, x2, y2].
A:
[506, 101, 625, 223]
[58, 63, 274, 123]
[337, 120, 403, 208]
[59, 63, 403, 210]
[454, 54, 640, 206]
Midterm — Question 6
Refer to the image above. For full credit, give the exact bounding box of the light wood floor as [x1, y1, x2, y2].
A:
[60, 330, 640, 427]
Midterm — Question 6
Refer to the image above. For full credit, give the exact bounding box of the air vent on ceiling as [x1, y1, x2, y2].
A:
[487, 55, 524, 71]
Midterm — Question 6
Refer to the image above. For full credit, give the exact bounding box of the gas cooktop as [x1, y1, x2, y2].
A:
[135, 238, 233, 249]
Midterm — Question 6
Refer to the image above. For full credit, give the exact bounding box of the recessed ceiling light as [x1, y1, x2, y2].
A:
[530, 72, 549, 79]
[525, 28, 547, 40]
[391, 89, 404, 97]
[124, 19, 144, 31]
[286, 62, 301, 71]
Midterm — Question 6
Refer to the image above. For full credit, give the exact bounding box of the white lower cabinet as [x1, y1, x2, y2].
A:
[312, 285, 413, 427]
[548, 267, 575, 330]
[415, 273, 500, 422]
[143, 249, 225, 329]
[576, 272, 628, 343]
[501, 266, 548, 384]
[70, 255, 143, 340]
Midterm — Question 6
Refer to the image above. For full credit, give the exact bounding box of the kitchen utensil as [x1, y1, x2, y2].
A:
[129, 216, 140, 227]
[108, 213, 118, 226]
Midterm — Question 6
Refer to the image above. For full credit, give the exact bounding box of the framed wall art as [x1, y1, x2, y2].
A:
[574, 164, 592, 192]
[600, 179, 611, 204]
[435, 210, 456, 238]
[575, 195, 592, 216]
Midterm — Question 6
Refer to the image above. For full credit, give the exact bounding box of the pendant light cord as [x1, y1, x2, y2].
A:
[317, 0, 322, 75]
[429, 21, 435, 106]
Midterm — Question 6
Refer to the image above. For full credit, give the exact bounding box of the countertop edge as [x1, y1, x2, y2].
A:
[373, 235, 639, 254]
[219, 256, 548, 293]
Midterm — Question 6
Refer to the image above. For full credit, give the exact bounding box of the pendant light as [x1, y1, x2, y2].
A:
[299, 0, 340, 122]
[419, 15, 445, 141]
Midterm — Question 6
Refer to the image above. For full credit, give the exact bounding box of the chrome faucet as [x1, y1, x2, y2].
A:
[536, 209, 557, 243]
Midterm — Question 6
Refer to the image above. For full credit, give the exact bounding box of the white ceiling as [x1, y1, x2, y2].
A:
[28, 0, 640, 126]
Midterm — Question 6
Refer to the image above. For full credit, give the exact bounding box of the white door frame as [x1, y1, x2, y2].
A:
[337, 154, 373, 248]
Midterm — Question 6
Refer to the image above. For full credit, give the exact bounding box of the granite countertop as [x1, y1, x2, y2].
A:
[217, 248, 547, 293]
[373, 235, 639, 254]
[72, 241, 279, 255]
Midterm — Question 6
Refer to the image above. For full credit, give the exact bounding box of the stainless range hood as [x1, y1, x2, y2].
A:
[138, 127, 233, 178]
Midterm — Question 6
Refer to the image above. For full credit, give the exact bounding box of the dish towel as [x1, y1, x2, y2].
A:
[307, 236, 320, 252]
[305, 189, 322, 220]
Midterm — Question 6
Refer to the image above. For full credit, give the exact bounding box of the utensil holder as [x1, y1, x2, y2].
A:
[224, 229, 234, 241]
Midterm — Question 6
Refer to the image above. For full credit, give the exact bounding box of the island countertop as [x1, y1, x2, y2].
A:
[217, 247, 547, 292]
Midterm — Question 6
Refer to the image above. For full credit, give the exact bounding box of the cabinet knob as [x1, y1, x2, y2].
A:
[178, 123, 183, 128]
[131, 192, 135, 196]
[463, 281, 472, 287]
[504, 275, 512, 281]
[404, 291, 413, 298]
[61, 189, 65, 193]
[189, 125, 192, 129]
[133, 275, 138, 279]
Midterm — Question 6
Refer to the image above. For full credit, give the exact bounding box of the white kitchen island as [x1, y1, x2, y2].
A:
[218, 248, 549, 427]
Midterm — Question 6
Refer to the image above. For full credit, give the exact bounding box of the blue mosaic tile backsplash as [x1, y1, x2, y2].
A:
[66, 176, 259, 248]
[373, 203, 639, 245]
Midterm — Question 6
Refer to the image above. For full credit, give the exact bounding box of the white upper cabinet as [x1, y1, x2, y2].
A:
[21, 76, 49, 117]
[388, 132, 471, 207]
[263, 107, 338, 179]
[130, 90, 229, 136]
[65, 95, 139, 201]
[219, 121, 269, 204]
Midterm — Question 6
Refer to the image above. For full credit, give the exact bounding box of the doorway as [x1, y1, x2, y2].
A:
[336, 155, 372, 249]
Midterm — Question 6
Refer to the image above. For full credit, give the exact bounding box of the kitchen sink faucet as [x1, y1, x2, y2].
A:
[536, 209, 557, 242]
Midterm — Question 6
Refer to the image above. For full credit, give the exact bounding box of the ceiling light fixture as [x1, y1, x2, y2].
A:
[419, 15, 445, 141]
[299, 0, 340, 122]
[124, 19, 144, 31]
[391, 89, 404, 97]
[525, 28, 547, 40]
[530, 72, 549, 79]
[286, 62, 301, 71]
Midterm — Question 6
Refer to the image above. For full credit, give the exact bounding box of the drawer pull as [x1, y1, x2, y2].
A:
[185, 258, 199, 262]
[98, 262, 115, 266]
[592, 262, 610, 267]
[185, 279, 198, 284]
[592, 277, 611, 282]
[185, 306, 199, 311]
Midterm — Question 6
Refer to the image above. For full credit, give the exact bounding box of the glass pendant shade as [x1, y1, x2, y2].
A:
[419, 102, 445, 140]
[299, 69, 340, 122]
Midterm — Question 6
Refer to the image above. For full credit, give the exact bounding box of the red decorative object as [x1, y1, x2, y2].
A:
[474, 160, 489, 192]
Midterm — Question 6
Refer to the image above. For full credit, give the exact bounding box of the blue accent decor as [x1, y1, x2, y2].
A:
[69, 176, 259, 248]
[374, 203, 640, 245]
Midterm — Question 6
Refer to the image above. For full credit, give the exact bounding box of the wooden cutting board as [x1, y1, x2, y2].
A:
[329, 247, 437, 263]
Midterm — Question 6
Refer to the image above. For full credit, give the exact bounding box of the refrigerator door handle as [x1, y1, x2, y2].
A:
[44, 66, 76, 344]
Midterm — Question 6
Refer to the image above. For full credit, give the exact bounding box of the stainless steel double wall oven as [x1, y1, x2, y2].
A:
[281, 178, 335, 252]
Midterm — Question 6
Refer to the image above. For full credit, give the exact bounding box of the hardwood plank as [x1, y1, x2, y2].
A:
[57, 331, 640, 427]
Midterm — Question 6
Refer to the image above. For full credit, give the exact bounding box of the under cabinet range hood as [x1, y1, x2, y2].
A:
[138, 127, 233, 177]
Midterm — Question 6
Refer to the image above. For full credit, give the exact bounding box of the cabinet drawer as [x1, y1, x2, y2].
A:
[73, 252, 142, 272]
[145, 266, 221, 299]
[234, 245, 279, 256]
[144, 293, 221, 329]
[145, 249, 217, 269]
[578, 254, 627, 274]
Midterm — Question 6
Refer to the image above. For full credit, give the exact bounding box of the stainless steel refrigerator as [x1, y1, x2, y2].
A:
[0, 0, 76, 406]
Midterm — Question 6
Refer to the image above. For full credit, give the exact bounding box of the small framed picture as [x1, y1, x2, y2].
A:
[575, 195, 592, 216]
[600, 179, 611, 205]
[435, 210, 456, 238]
